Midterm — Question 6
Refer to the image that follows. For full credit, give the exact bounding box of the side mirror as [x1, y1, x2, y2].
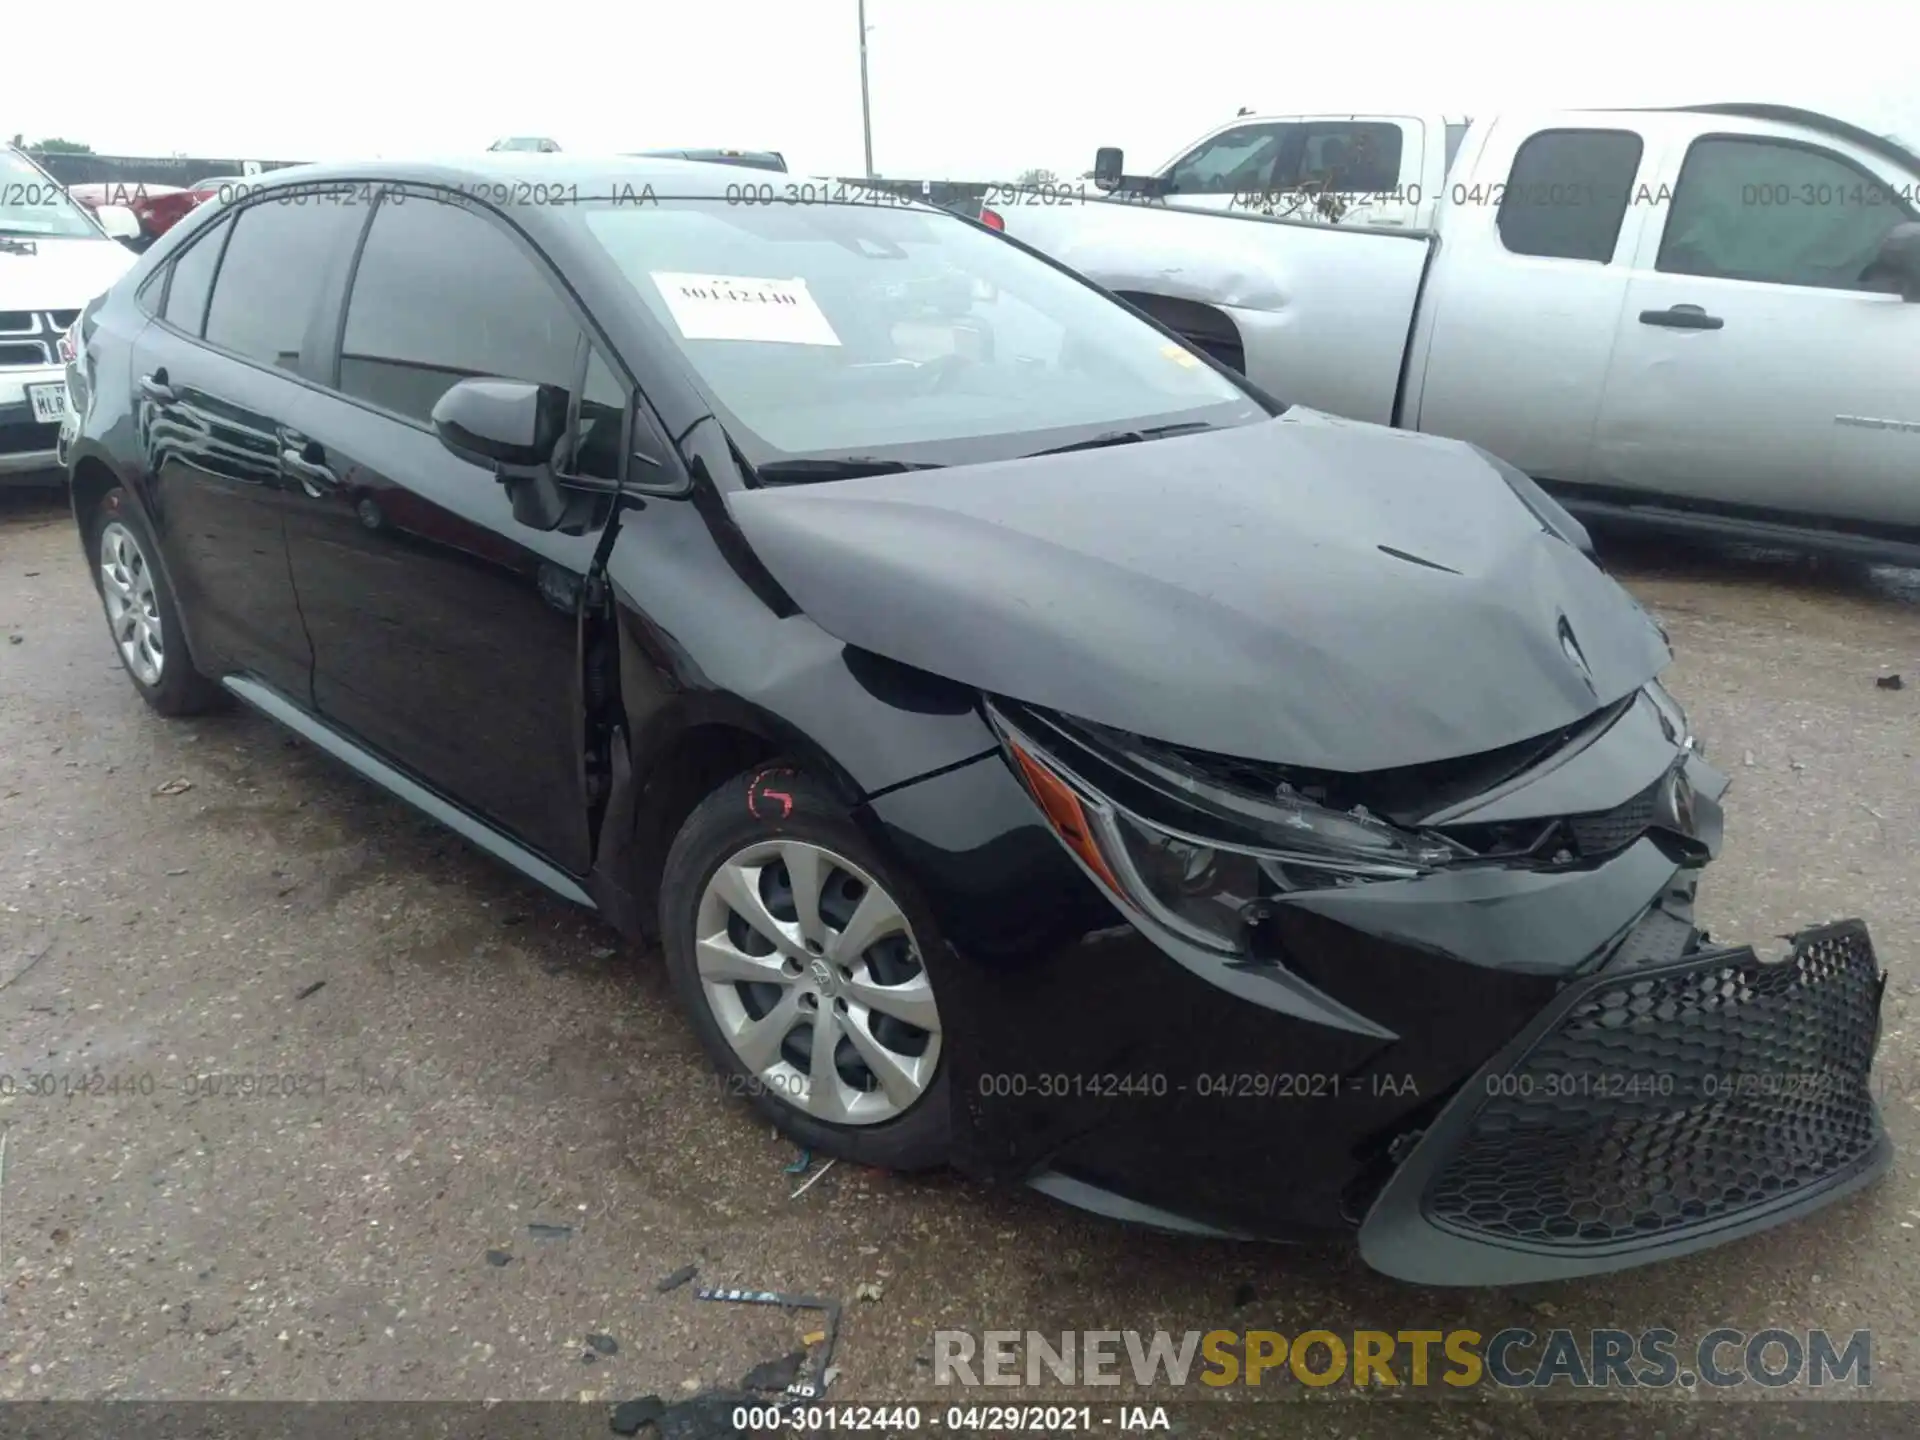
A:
[1864, 222, 1920, 301]
[1093, 147, 1123, 192]
[432, 376, 566, 467]
[96, 204, 142, 241]
[431, 377, 574, 529]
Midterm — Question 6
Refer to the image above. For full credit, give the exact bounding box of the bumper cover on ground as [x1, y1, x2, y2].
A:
[1360, 918, 1889, 1285]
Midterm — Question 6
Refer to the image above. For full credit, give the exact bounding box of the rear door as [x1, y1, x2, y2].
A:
[1408, 118, 1656, 483]
[1592, 122, 1920, 525]
[127, 193, 363, 698]
[280, 190, 631, 873]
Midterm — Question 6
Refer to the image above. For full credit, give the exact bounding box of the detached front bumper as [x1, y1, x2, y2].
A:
[1360, 918, 1889, 1285]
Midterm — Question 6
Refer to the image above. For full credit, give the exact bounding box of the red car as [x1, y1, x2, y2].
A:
[66, 181, 204, 250]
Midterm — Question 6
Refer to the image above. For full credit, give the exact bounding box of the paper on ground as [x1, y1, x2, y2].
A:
[651, 273, 842, 346]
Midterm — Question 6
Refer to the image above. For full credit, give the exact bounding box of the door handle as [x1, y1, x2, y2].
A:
[277, 428, 337, 495]
[138, 369, 175, 403]
[1639, 304, 1724, 330]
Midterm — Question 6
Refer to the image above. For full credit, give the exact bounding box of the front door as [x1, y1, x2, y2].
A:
[1593, 128, 1920, 526]
[280, 191, 630, 873]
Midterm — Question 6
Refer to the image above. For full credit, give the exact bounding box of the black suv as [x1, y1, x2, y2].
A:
[63, 157, 1888, 1284]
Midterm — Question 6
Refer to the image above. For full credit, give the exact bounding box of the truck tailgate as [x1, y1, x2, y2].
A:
[998, 198, 1434, 426]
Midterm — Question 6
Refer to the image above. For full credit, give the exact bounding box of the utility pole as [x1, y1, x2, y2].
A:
[858, 0, 874, 177]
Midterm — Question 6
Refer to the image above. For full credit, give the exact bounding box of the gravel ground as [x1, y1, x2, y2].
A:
[3, 488, 1920, 1438]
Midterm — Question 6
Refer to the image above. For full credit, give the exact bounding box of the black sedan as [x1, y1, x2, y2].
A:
[61, 157, 1889, 1285]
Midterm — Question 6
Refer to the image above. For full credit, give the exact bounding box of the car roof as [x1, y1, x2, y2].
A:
[249, 153, 780, 199]
[235, 153, 930, 208]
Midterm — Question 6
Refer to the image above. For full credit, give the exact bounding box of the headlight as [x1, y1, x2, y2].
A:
[993, 708, 1456, 956]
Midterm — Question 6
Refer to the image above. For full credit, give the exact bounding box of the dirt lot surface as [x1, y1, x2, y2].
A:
[4, 489, 1920, 1438]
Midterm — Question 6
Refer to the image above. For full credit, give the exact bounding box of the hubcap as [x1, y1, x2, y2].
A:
[694, 839, 942, 1126]
[98, 521, 165, 687]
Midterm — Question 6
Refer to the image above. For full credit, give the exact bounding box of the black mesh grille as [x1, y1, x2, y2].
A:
[1565, 775, 1663, 855]
[0, 420, 60, 456]
[1426, 923, 1882, 1249]
[1443, 769, 1670, 861]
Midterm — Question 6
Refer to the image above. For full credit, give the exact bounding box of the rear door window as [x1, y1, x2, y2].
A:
[203, 192, 363, 370]
[1496, 129, 1645, 262]
[160, 218, 228, 335]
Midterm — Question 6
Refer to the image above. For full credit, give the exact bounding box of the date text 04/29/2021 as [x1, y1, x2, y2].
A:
[729, 1404, 1170, 1432]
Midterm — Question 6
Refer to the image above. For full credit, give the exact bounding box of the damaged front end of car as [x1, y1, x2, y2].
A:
[985, 685, 1890, 1284]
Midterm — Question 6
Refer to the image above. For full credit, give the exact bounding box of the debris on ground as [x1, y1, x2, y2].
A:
[6, 634, 20, 645]
[528, 1222, 574, 1241]
[656, 1263, 698, 1293]
[854, 1281, 883, 1303]
[293, 980, 326, 1000]
[152, 778, 193, 796]
[789, 1157, 837, 1199]
[657, 1391, 755, 1440]
[588, 1332, 620, 1355]
[608, 1396, 665, 1435]
[696, 1287, 843, 1398]
[782, 1148, 812, 1175]
[1877, 673, 1905, 690]
[485, 1249, 513, 1267]
[740, 1350, 806, 1392]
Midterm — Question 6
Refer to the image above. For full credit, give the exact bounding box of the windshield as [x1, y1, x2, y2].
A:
[578, 198, 1261, 465]
[1, 150, 102, 239]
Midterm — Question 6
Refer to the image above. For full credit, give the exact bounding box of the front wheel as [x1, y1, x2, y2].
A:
[660, 767, 951, 1170]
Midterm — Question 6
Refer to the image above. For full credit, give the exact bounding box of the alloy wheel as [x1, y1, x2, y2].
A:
[693, 839, 942, 1126]
[99, 521, 165, 687]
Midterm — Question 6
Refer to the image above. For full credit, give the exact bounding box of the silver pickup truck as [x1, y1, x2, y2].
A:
[993, 105, 1920, 562]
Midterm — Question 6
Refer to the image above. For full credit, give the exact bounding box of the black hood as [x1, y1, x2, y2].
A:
[725, 411, 1670, 773]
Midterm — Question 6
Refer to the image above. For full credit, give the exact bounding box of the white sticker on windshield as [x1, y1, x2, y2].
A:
[649, 272, 842, 347]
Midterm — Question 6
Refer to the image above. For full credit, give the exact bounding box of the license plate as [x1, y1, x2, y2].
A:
[27, 382, 67, 424]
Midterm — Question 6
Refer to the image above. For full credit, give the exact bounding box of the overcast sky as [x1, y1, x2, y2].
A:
[8, 0, 1914, 178]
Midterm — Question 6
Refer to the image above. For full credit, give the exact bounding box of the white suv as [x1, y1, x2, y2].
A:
[1, 147, 138, 484]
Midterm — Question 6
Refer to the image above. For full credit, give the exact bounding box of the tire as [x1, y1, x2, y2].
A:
[661, 766, 952, 1170]
[86, 487, 226, 716]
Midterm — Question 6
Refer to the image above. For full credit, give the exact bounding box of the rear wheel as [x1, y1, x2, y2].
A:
[660, 767, 951, 1169]
[87, 488, 225, 716]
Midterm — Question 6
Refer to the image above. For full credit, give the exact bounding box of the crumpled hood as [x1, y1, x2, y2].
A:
[0, 236, 136, 312]
[725, 411, 1671, 772]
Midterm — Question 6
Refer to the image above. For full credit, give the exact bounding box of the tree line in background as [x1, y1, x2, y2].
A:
[10, 135, 94, 153]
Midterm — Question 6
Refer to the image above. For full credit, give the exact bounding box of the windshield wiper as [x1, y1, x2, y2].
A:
[1019, 421, 1218, 458]
[752, 456, 946, 485]
[1, 236, 42, 255]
